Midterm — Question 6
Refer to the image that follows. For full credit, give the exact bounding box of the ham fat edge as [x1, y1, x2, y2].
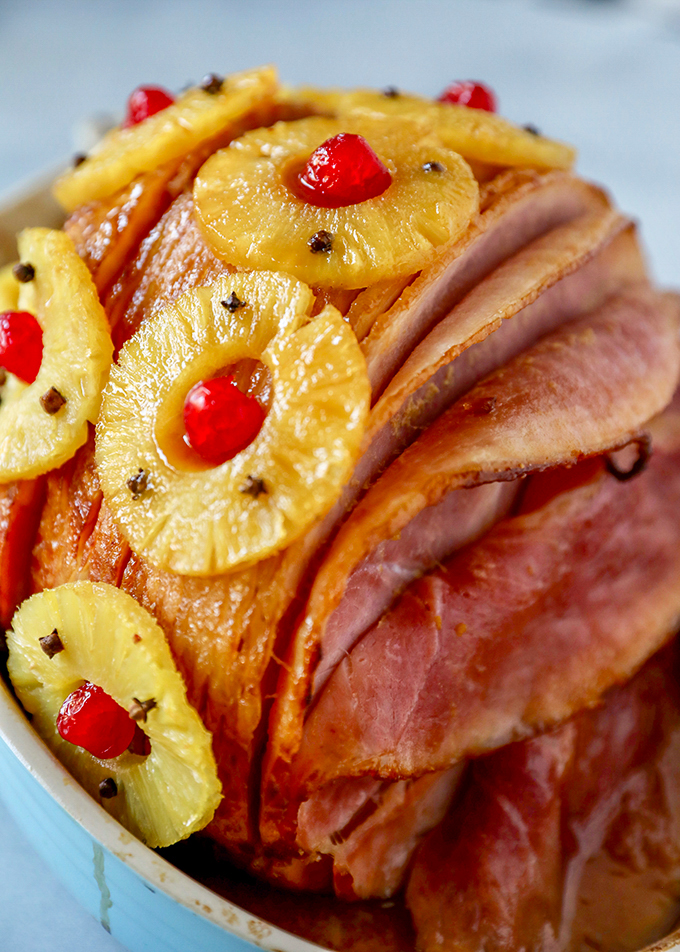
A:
[7, 164, 680, 905]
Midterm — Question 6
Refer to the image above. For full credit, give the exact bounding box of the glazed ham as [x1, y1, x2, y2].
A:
[16, 144, 680, 938]
[406, 645, 680, 952]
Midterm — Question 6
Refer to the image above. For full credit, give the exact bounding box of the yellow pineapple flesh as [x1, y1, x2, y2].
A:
[0, 229, 113, 481]
[53, 66, 278, 213]
[193, 115, 479, 289]
[95, 271, 370, 576]
[290, 85, 576, 172]
[0, 263, 19, 309]
[7, 581, 221, 848]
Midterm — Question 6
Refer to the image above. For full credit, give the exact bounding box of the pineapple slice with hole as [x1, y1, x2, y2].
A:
[0, 229, 113, 481]
[193, 115, 479, 289]
[95, 271, 370, 576]
[7, 581, 221, 848]
[53, 65, 278, 213]
[289, 85, 576, 171]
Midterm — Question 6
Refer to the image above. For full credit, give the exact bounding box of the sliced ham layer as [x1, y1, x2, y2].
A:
[261, 285, 680, 837]
[363, 169, 614, 397]
[297, 767, 464, 901]
[104, 190, 232, 350]
[65, 162, 182, 298]
[362, 213, 641, 479]
[406, 647, 680, 952]
[293, 403, 680, 791]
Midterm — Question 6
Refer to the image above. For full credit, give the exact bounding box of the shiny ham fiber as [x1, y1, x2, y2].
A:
[293, 407, 680, 790]
[407, 648, 680, 952]
[30, 431, 129, 593]
[104, 190, 232, 350]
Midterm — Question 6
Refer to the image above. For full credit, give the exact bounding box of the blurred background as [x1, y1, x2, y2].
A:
[0, 0, 679, 949]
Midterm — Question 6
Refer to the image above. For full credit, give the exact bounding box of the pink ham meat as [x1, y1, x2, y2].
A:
[406, 646, 680, 952]
[262, 286, 680, 843]
[297, 767, 464, 901]
[292, 396, 680, 794]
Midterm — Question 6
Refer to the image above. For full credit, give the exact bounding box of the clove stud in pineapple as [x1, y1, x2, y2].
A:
[193, 115, 479, 289]
[0, 228, 113, 481]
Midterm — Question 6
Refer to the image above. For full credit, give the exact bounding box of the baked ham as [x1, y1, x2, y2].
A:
[6, 139, 680, 949]
[406, 643, 680, 952]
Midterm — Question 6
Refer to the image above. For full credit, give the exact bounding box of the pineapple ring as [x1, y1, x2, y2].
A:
[0, 229, 113, 481]
[288, 86, 576, 171]
[7, 581, 221, 848]
[53, 65, 278, 213]
[193, 116, 480, 289]
[95, 271, 370, 576]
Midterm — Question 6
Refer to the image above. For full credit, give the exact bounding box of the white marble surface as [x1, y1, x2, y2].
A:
[0, 0, 679, 949]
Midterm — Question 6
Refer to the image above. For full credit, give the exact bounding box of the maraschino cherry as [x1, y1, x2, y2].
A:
[183, 376, 265, 465]
[295, 133, 392, 208]
[122, 85, 176, 128]
[0, 310, 43, 384]
[57, 682, 136, 759]
[438, 81, 497, 112]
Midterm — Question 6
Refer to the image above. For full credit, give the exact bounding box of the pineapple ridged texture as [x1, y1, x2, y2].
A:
[7, 582, 222, 849]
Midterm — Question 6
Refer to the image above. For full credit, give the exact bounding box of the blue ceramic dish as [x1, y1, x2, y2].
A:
[0, 675, 323, 952]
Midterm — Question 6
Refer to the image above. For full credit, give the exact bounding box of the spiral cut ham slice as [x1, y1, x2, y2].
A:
[406, 645, 680, 952]
[292, 383, 680, 800]
[262, 286, 680, 852]
[261, 206, 652, 844]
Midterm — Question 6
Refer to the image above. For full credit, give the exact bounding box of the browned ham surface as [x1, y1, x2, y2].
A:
[65, 163, 183, 298]
[406, 646, 680, 952]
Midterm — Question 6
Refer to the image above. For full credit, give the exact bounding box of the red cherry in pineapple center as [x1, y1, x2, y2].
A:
[295, 133, 392, 208]
[57, 682, 136, 759]
[438, 81, 497, 112]
[0, 310, 43, 384]
[122, 85, 176, 128]
[183, 376, 265, 465]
